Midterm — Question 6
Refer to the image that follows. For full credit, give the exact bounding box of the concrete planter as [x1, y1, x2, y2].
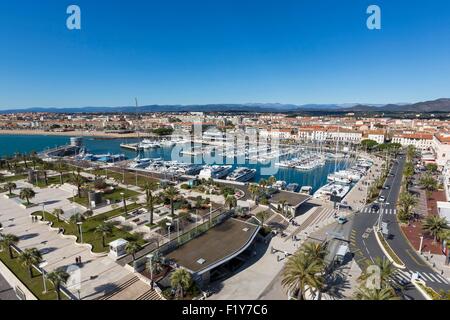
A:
[374, 228, 406, 269]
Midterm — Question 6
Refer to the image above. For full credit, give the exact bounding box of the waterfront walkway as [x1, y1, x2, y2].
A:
[342, 154, 383, 212]
[0, 187, 146, 300]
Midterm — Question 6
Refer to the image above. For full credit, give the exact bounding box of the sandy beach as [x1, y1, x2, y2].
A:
[0, 129, 151, 139]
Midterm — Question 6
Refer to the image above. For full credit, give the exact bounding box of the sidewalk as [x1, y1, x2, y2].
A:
[342, 154, 383, 212]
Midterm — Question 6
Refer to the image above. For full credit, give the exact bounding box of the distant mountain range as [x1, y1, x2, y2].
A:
[1, 98, 450, 114]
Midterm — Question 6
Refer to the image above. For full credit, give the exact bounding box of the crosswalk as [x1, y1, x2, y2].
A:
[391, 269, 449, 285]
[360, 207, 397, 215]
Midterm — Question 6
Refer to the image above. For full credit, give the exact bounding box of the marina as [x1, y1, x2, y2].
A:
[0, 134, 359, 194]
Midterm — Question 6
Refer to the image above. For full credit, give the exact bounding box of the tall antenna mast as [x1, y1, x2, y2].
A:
[135, 97, 139, 140]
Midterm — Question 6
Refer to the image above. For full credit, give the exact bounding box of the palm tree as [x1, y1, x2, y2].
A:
[22, 153, 28, 169]
[29, 151, 38, 170]
[354, 286, 399, 300]
[6, 182, 16, 196]
[70, 213, 85, 224]
[55, 161, 67, 185]
[440, 230, 450, 265]
[19, 188, 35, 205]
[301, 242, 328, 262]
[46, 267, 70, 300]
[422, 215, 449, 242]
[125, 241, 142, 261]
[281, 252, 324, 300]
[358, 257, 397, 289]
[224, 194, 237, 211]
[406, 145, 416, 162]
[164, 186, 180, 216]
[41, 161, 51, 186]
[259, 178, 267, 189]
[0, 233, 19, 259]
[248, 184, 260, 201]
[255, 211, 270, 226]
[53, 208, 64, 222]
[18, 248, 42, 278]
[70, 173, 84, 197]
[419, 173, 438, 197]
[95, 222, 114, 248]
[397, 191, 417, 222]
[170, 268, 192, 299]
[143, 181, 158, 225]
[267, 175, 277, 187]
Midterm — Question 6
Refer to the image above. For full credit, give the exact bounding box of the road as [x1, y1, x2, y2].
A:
[350, 154, 450, 299]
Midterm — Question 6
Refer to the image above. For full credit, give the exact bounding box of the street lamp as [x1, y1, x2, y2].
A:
[209, 203, 213, 225]
[39, 261, 48, 293]
[77, 222, 84, 243]
[419, 235, 424, 254]
[121, 192, 127, 215]
[41, 203, 46, 221]
[166, 222, 172, 240]
[147, 253, 154, 289]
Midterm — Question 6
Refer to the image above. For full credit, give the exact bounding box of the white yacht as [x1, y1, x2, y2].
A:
[129, 157, 153, 169]
[226, 167, 256, 182]
[198, 165, 233, 180]
[139, 139, 161, 149]
[313, 182, 350, 200]
[273, 180, 287, 190]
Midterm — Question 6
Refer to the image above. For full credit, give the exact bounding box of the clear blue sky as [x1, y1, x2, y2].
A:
[1, 0, 449, 109]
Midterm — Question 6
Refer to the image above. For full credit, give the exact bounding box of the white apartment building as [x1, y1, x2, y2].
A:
[366, 130, 386, 144]
[432, 134, 450, 167]
[391, 133, 433, 150]
[297, 127, 362, 144]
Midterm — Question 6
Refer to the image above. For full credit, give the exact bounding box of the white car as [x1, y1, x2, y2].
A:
[378, 196, 386, 202]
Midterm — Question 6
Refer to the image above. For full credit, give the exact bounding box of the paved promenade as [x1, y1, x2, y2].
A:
[0, 187, 139, 300]
[342, 155, 383, 211]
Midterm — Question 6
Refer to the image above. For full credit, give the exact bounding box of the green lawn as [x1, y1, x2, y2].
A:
[1, 174, 27, 182]
[92, 169, 158, 188]
[72, 187, 140, 207]
[33, 174, 71, 188]
[93, 203, 142, 221]
[32, 208, 145, 253]
[0, 249, 60, 300]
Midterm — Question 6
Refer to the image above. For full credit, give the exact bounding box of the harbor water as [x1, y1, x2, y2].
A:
[0, 135, 351, 193]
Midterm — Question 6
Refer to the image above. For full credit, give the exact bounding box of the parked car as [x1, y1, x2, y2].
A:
[337, 216, 348, 224]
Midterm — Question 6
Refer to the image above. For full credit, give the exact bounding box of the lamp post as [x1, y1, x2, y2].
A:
[121, 192, 127, 215]
[77, 222, 84, 243]
[419, 235, 424, 254]
[209, 203, 213, 225]
[166, 222, 172, 240]
[41, 203, 46, 222]
[147, 253, 154, 289]
[39, 261, 48, 293]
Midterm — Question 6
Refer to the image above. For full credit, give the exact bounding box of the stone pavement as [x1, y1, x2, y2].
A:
[342, 154, 383, 212]
[207, 200, 342, 300]
[0, 189, 145, 300]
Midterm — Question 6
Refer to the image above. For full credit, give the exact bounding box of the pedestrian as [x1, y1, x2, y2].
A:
[75, 257, 79, 264]
[78, 256, 82, 264]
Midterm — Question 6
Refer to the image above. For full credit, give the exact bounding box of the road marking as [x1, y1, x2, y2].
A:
[436, 274, 449, 284]
[420, 273, 434, 282]
[427, 273, 442, 283]
[405, 250, 427, 267]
